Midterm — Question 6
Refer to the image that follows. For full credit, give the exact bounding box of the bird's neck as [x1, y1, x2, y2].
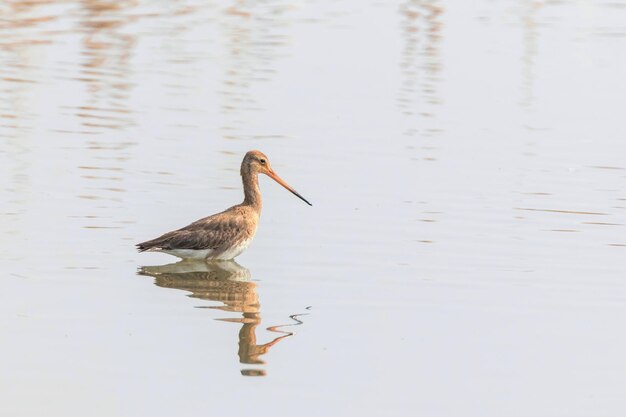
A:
[242, 171, 262, 210]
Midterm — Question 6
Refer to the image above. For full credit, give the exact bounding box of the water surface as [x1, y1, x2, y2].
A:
[1, 1, 626, 416]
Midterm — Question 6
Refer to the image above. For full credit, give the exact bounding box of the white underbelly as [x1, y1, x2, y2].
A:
[158, 237, 254, 261]
[213, 237, 253, 260]
[161, 248, 214, 259]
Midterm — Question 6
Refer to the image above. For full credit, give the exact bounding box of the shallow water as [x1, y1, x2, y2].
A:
[1, 0, 626, 416]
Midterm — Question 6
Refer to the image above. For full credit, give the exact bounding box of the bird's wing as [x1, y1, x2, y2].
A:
[136, 210, 249, 252]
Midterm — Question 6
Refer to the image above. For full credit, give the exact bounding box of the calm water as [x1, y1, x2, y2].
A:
[1, 0, 626, 416]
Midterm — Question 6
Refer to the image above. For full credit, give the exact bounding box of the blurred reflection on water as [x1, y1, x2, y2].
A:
[76, 0, 135, 132]
[519, 0, 542, 108]
[218, 1, 292, 141]
[398, 0, 444, 168]
[139, 260, 307, 377]
[398, 0, 443, 113]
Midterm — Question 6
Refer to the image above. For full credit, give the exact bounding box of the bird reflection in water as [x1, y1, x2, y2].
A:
[138, 260, 308, 377]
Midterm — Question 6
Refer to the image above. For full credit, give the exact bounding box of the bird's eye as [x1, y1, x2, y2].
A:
[259, 158, 266, 164]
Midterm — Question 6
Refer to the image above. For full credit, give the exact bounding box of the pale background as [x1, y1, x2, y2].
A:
[1, 1, 625, 416]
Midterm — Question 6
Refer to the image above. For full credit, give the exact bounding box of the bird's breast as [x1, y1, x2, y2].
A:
[214, 235, 255, 260]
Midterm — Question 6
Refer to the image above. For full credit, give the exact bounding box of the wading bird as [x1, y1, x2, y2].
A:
[137, 150, 311, 260]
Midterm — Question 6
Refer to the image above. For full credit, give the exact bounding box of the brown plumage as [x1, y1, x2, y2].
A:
[137, 150, 311, 260]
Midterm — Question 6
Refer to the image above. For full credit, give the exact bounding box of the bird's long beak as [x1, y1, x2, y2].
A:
[266, 170, 312, 206]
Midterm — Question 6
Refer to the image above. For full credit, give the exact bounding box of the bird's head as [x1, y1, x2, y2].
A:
[241, 150, 312, 206]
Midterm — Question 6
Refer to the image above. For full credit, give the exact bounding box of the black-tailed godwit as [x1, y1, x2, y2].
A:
[137, 150, 311, 260]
